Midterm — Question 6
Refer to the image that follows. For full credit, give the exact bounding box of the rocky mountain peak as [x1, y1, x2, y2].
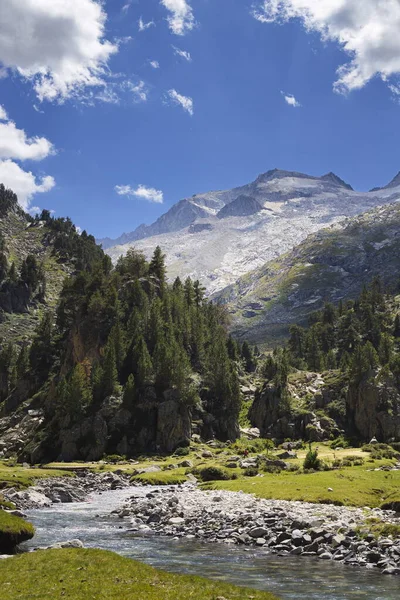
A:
[320, 172, 353, 190]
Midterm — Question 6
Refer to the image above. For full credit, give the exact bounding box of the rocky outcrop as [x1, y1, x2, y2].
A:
[347, 375, 400, 442]
[18, 393, 193, 463]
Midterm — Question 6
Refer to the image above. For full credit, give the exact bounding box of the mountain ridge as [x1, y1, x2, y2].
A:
[98, 168, 354, 249]
[103, 168, 400, 295]
[214, 201, 400, 344]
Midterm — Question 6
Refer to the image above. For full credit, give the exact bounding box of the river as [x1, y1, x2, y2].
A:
[24, 486, 400, 600]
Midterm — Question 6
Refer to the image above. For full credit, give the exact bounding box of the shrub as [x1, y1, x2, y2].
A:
[104, 454, 126, 464]
[174, 447, 190, 457]
[330, 436, 349, 450]
[197, 466, 231, 482]
[243, 467, 258, 477]
[303, 444, 322, 471]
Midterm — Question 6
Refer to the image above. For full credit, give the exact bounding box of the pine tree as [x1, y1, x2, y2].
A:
[108, 322, 126, 372]
[91, 363, 104, 403]
[16, 345, 30, 379]
[241, 341, 256, 372]
[101, 343, 119, 397]
[149, 246, 166, 287]
[123, 373, 136, 407]
[379, 333, 394, 366]
[326, 349, 337, 370]
[193, 280, 206, 307]
[133, 336, 153, 390]
[227, 336, 239, 361]
[184, 277, 195, 306]
[8, 262, 17, 283]
[69, 363, 92, 412]
[394, 314, 400, 339]
[30, 311, 53, 381]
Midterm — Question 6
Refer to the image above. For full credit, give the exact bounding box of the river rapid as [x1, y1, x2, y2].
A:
[23, 486, 400, 600]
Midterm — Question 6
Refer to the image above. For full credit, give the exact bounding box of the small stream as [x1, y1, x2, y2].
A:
[24, 487, 400, 600]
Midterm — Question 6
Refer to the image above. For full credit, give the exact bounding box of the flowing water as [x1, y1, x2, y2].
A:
[24, 487, 399, 600]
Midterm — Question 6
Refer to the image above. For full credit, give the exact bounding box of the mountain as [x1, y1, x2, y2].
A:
[103, 169, 400, 295]
[0, 184, 102, 344]
[215, 202, 400, 344]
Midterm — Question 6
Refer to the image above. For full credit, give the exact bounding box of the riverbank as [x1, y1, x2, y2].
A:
[116, 483, 400, 576]
[0, 547, 279, 600]
[2, 469, 131, 509]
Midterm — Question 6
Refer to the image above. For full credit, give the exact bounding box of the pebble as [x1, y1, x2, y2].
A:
[115, 484, 400, 576]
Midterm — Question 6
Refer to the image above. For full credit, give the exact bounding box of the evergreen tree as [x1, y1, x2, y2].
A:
[326, 349, 337, 370]
[123, 373, 136, 407]
[394, 314, 400, 338]
[227, 335, 239, 361]
[241, 341, 256, 372]
[101, 342, 119, 397]
[379, 333, 394, 366]
[30, 311, 54, 380]
[149, 246, 166, 288]
[16, 345, 30, 379]
[108, 322, 126, 372]
[133, 336, 153, 390]
[68, 363, 92, 415]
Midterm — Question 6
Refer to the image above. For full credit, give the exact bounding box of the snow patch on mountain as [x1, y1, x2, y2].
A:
[104, 169, 400, 295]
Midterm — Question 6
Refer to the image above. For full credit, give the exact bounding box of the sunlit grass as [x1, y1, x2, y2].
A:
[0, 548, 280, 600]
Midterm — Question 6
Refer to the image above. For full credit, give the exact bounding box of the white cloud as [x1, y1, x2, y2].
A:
[125, 81, 148, 103]
[172, 46, 192, 62]
[28, 205, 41, 215]
[0, 159, 55, 210]
[115, 184, 164, 204]
[167, 89, 194, 115]
[150, 60, 160, 69]
[0, 119, 54, 161]
[281, 91, 301, 107]
[0, 0, 118, 103]
[0, 104, 55, 210]
[161, 0, 195, 35]
[122, 2, 132, 13]
[253, 0, 400, 94]
[138, 17, 155, 32]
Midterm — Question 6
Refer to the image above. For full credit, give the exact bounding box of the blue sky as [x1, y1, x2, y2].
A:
[1, 0, 400, 239]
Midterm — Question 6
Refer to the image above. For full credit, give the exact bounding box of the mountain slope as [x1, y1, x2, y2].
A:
[215, 202, 400, 344]
[104, 169, 400, 295]
[0, 185, 102, 344]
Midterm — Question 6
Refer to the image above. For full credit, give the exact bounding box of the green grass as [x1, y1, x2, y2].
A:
[0, 510, 35, 553]
[201, 462, 400, 508]
[0, 495, 16, 510]
[359, 519, 400, 539]
[0, 461, 75, 490]
[0, 548, 280, 600]
[130, 469, 188, 486]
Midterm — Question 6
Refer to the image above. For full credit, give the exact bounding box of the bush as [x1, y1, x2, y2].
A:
[361, 444, 399, 460]
[104, 454, 126, 464]
[197, 466, 231, 482]
[243, 467, 258, 477]
[330, 436, 350, 449]
[303, 444, 322, 471]
[174, 447, 190, 457]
